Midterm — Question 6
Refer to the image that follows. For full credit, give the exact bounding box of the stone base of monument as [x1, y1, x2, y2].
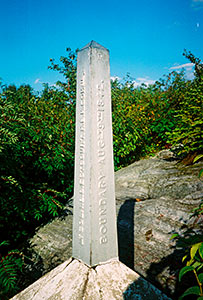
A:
[11, 258, 171, 300]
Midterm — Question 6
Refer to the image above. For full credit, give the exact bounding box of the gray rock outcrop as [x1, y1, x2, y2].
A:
[26, 150, 203, 299]
[116, 151, 202, 297]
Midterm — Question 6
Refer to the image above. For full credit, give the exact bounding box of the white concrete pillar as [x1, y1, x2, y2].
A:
[73, 41, 118, 266]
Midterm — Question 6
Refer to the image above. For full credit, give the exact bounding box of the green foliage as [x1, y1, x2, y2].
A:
[171, 234, 203, 300]
[178, 239, 203, 300]
[0, 83, 75, 245]
[193, 155, 203, 178]
[167, 78, 203, 156]
[166, 51, 203, 157]
[192, 201, 203, 219]
[48, 47, 77, 98]
[172, 198, 203, 299]
[0, 241, 24, 298]
[111, 51, 203, 169]
[111, 77, 141, 168]
[179, 286, 201, 300]
[111, 71, 185, 169]
[183, 50, 203, 81]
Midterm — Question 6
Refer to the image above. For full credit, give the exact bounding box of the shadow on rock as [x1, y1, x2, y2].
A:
[17, 243, 45, 295]
[117, 199, 200, 300]
[144, 249, 182, 299]
[123, 276, 171, 300]
[117, 199, 135, 270]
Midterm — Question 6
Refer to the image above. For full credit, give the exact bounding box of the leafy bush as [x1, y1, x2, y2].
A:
[178, 240, 203, 300]
[167, 80, 203, 156]
[0, 84, 75, 245]
[167, 51, 203, 157]
[111, 72, 183, 169]
[112, 51, 203, 169]
[0, 241, 24, 299]
[171, 198, 203, 300]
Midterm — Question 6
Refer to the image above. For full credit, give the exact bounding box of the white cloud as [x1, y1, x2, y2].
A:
[50, 83, 57, 88]
[136, 77, 149, 81]
[133, 77, 155, 87]
[169, 63, 195, 80]
[34, 78, 41, 84]
[169, 63, 194, 70]
[111, 75, 155, 87]
[186, 71, 195, 80]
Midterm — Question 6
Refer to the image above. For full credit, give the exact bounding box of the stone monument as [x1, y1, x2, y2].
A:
[73, 40, 118, 266]
[10, 41, 171, 299]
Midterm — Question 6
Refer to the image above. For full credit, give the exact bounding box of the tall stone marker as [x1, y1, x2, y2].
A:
[73, 41, 118, 266]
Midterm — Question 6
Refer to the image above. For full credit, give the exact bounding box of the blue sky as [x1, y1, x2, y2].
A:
[0, 0, 203, 90]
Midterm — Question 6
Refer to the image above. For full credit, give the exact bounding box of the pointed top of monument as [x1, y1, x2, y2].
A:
[80, 40, 108, 52]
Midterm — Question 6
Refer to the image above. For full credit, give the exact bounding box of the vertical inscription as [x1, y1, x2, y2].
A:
[73, 41, 118, 266]
[78, 71, 85, 246]
[97, 80, 108, 245]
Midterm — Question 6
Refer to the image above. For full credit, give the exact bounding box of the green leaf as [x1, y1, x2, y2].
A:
[193, 261, 202, 269]
[198, 273, 203, 283]
[170, 233, 179, 240]
[179, 286, 200, 300]
[191, 243, 202, 259]
[193, 154, 203, 163]
[0, 240, 9, 247]
[179, 266, 194, 281]
[197, 297, 203, 300]
[197, 264, 203, 272]
[199, 169, 203, 178]
[182, 255, 187, 262]
[199, 243, 203, 259]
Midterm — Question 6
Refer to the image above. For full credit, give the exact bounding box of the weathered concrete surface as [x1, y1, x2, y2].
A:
[73, 41, 118, 266]
[11, 259, 171, 300]
[27, 151, 203, 298]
